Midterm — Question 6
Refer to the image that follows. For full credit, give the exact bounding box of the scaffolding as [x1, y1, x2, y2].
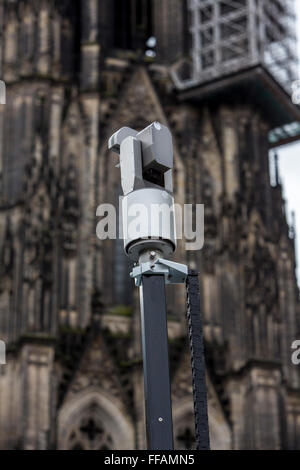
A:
[174, 0, 298, 96]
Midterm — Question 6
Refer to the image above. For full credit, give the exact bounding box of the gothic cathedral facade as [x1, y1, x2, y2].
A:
[0, 0, 299, 450]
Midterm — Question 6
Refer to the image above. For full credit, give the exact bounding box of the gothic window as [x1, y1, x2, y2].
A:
[113, 0, 153, 52]
[3, 97, 27, 202]
[4, 12, 18, 66]
[60, 19, 76, 77]
[19, 8, 34, 61]
[175, 422, 196, 450]
[66, 414, 114, 451]
[57, 1, 81, 77]
[58, 392, 135, 450]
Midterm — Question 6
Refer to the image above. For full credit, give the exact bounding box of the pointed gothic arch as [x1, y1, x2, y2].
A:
[172, 395, 232, 450]
[57, 387, 135, 450]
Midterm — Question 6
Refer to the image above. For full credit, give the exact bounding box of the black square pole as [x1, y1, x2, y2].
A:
[139, 274, 174, 450]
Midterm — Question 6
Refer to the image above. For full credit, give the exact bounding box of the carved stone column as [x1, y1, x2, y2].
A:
[21, 340, 55, 450]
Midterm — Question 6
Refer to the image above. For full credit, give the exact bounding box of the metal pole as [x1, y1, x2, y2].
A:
[139, 274, 174, 450]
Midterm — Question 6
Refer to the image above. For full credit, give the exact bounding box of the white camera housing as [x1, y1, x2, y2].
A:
[109, 122, 176, 261]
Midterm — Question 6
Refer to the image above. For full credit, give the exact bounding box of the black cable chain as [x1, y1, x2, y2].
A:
[186, 269, 210, 450]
